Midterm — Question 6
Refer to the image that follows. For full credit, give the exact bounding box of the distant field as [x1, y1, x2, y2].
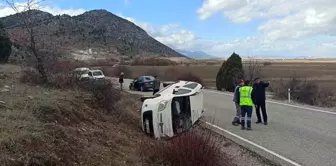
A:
[122, 61, 336, 91]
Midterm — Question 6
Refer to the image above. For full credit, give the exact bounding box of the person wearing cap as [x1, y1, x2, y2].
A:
[232, 79, 244, 126]
[239, 80, 255, 130]
[152, 75, 161, 95]
[119, 72, 124, 90]
[253, 77, 270, 125]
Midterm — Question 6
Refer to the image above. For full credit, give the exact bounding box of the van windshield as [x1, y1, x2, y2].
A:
[157, 84, 172, 93]
[82, 70, 89, 74]
[183, 83, 198, 89]
[93, 71, 103, 76]
[174, 88, 192, 95]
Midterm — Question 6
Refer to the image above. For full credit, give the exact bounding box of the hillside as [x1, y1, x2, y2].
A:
[0, 9, 185, 60]
[176, 49, 217, 59]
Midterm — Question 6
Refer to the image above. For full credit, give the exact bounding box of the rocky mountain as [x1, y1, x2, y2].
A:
[176, 49, 217, 59]
[0, 9, 185, 59]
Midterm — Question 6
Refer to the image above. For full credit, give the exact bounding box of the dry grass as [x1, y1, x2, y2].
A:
[0, 64, 278, 166]
[0, 64, 155, 166]
[118, 62, 336, 91]
[131, 57, 178, 66]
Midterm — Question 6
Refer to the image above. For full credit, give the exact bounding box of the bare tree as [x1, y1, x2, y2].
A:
[3, 0, 48, 83]
[243, 57, 263, 81]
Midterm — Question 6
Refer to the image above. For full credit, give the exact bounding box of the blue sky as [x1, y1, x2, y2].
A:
[1, 0, 336, 58]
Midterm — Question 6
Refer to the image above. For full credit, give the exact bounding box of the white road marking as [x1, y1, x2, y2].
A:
[202, 120, 302, 166]
[205, 89, 336, 115]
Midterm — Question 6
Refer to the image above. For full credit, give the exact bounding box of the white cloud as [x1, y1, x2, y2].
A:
[0, 1, 85, 17]
[124, 0, 130, 5]
[119, 14, 198, 50]
[119, 13, 336, 58]
[192, 0, 336, 57]
[197, 0, 336, 41]
[1, 1, 335, 58]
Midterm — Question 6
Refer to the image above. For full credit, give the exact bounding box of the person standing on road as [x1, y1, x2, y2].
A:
[119, 72, 124, 90]
[232, 79, 244, 126]
[239, 80, 255, 130]
[153, 75, 160, 95]
[253, 77, 270, 125]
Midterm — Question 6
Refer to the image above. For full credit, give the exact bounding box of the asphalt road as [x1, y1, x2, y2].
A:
[110, 78, 336, 166]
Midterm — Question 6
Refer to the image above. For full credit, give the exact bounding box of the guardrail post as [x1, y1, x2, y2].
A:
[288, 88, 291, 103]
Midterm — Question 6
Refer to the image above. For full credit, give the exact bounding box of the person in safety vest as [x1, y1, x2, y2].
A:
[239, 80, 255, 130]
[232, 79, 244, 126]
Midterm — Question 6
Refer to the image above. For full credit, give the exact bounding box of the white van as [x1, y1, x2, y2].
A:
[74, 67, 90, 80]
[140, 81, 205, 139]
[88, 69, 105, 80]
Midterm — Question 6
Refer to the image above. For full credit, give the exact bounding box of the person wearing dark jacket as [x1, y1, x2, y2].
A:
[152, 76, 160, 95]
[119, 72, 124, 90]
[252, 77, 270, 125]
[232, 80, 244, 126]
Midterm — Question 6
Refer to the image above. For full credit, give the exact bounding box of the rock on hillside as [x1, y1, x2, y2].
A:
[0, 9, 185, 59]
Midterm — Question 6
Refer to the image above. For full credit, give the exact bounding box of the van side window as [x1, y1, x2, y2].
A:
[183, 83, 198, 89]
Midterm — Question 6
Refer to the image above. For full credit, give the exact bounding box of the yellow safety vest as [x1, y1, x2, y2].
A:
[239, 86, 254, 106]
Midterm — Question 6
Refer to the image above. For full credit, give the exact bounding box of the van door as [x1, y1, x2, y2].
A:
[189, 91, 203, 124]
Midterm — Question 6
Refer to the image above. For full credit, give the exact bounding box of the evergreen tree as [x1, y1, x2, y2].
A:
[216, 52, 244, 92]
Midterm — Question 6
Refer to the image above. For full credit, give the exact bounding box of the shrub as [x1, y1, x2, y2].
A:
[163, 67, 204, 85]
[244, 59, 263, 81]
[131, 57, 177, 66]
[272, 76, 336, 107]
[263, 61, 272, 66]
[87, 58, 118, 67]
[163, 67, 179, 80]
[19, 68, 42, 85]
[144, 67, 161, 77]
[142, 128, 229, 166]
[20, 60, 121, 111]
[43, 60, 84, 88]
[78, 79, 121, 112]
[216, 52, 243, 92]
[177, 72, 204, 86]
[103, 65, 132, 78]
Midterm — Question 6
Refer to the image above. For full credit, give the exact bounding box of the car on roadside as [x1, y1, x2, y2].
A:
[140, 81, 205, 139]
[88, 69, 105, 80]
[73, 67, 90, 80]
[129, 76, 155, 92]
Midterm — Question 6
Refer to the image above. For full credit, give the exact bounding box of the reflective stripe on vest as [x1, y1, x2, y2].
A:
[239, 86, 253, 106]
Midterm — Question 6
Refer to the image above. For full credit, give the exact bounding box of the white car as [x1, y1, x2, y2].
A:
[74, 67, 90, 80]
[88, 69, 105, 80]
[140, 81, 205, 139]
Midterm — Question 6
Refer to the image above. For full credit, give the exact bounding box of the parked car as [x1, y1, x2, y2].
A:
[88, 70, 105, 80]
[140, 81, 205, 139]
[73, 67, 90, 80]
[129, 76, 155, 92]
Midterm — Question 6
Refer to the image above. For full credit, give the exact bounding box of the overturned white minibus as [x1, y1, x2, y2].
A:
[140, 81, 205, 139]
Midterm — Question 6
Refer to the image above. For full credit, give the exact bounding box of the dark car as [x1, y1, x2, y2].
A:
[129, 76, 155, 92]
